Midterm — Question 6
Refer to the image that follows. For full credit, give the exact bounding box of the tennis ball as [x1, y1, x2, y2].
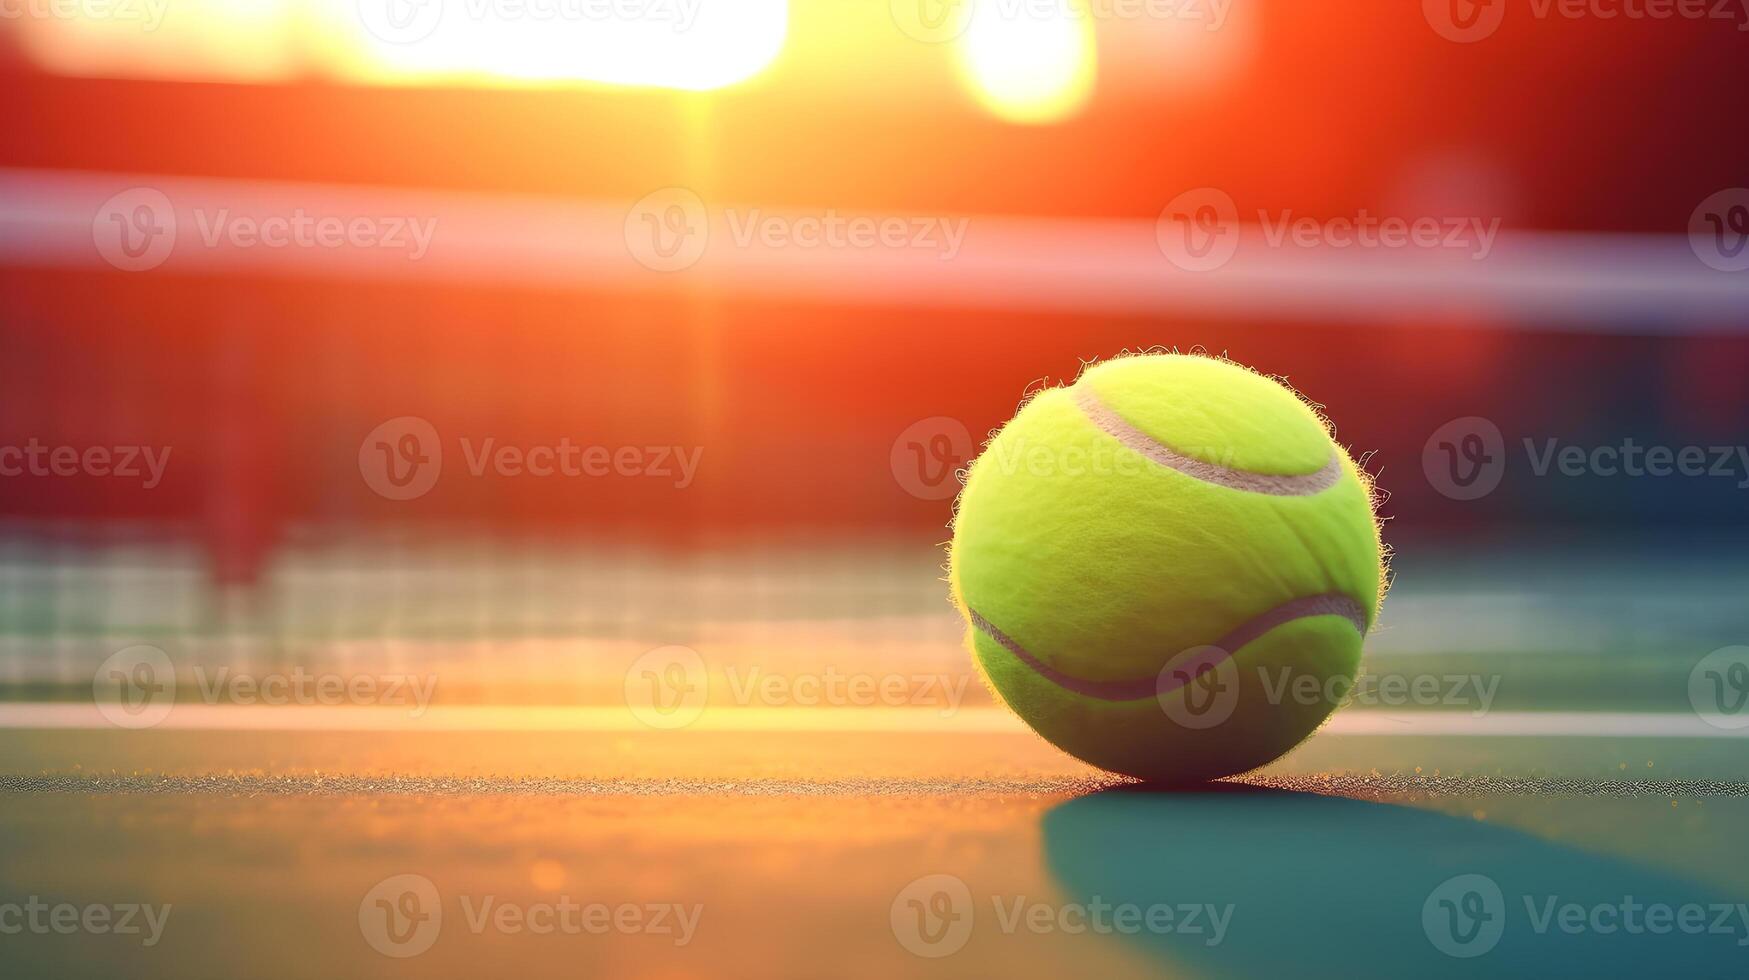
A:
[949, 354, 1385, 784]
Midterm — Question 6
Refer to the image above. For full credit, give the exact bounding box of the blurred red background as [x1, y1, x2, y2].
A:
[3, 0, 1747, 583]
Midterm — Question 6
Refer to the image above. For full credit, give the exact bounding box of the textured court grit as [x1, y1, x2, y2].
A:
[5, 773, 1749, 799]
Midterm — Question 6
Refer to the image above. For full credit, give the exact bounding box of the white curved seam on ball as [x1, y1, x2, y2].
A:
[1070, 384, 1342, 495]
[969, 594, 1369, 703]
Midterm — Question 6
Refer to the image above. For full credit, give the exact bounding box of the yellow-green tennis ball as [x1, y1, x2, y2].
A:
[949, 354, 1385, 784]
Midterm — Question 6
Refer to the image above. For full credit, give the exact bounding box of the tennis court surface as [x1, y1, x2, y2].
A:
[4, 535, 1749, 978]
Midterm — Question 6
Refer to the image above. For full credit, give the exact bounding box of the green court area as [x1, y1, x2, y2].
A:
[2, 720, 1748, 979]
[2, 537, 1747, 977]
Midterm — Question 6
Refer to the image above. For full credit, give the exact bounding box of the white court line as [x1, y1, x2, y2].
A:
[0, 704, 1743, 737]
[0, 704, 1028, 733]
[3, 168, 1746, 331]
[1323, 711, 1748, 738]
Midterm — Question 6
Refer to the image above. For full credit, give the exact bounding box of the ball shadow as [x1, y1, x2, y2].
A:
[1041, 784, 1742, 979]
